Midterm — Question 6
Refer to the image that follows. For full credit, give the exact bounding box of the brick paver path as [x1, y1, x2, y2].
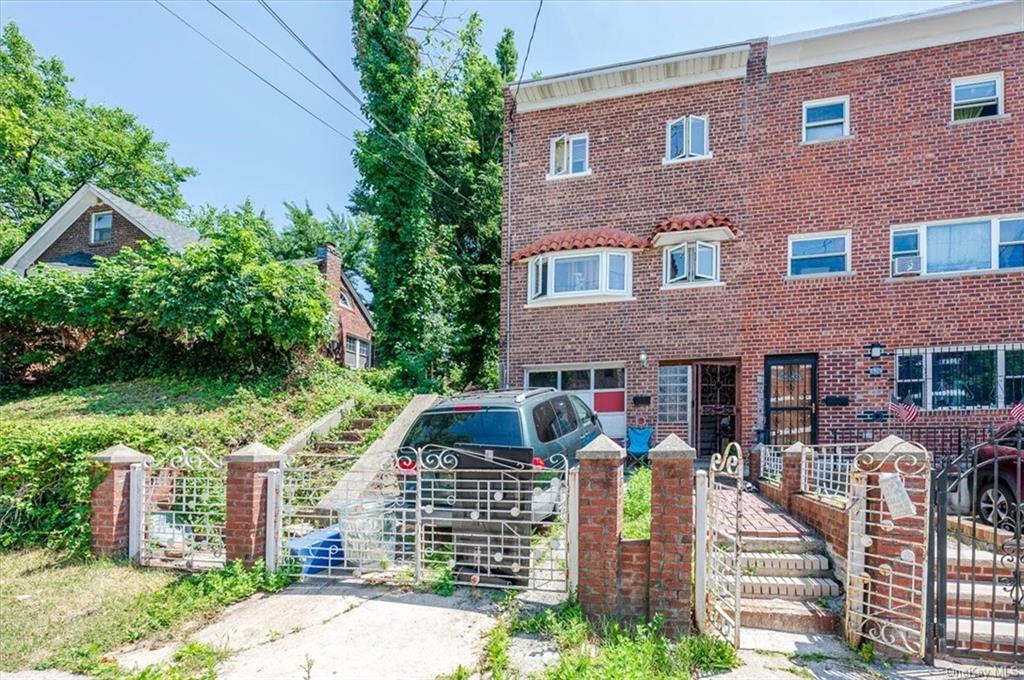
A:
[713, 489, 809, 539]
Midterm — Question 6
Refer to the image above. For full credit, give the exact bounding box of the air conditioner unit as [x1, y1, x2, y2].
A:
[892, 255, 922, 277]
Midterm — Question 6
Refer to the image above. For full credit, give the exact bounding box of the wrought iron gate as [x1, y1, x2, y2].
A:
[277, 445, 572, 593]
[705, 442, 743, 647]
[927, 424, 1023, 663]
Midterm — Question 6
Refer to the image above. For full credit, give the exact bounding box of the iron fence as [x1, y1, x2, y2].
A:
[800, 443, 866, 505]
[758, 445, 783, 485]
[829, 426, 999, 463]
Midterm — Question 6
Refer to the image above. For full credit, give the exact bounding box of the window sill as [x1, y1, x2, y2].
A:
[545, 169, 593, 181]
[660, 281, 724, 291]
[525, 294, 635, 309]
[784, 270, 855, 281]
[661, 153, 713, 166]
[949, 113, 1011, 126]
[800, 134, 854, 146]
[89, 239, 113, 245]
[885, 266, 1024, 283]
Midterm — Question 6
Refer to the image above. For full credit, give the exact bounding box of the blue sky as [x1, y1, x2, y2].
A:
[2, 0, 959, 228]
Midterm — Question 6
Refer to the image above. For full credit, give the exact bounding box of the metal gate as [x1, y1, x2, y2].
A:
[705, 442, 743, 647]
[277, 445, 572, 593]
[928, 424, 1023, 663]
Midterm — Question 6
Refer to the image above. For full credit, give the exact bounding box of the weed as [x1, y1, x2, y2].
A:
[300, 655, 314, 680]
[857, 641, 875, 664]
[442, 665, 472, 680]
[774, 665, 814, 679]
[483, 623, 512, 679]
[743, 565, 758, 576]
[622, 468, 652, 540]
[792, 652, 840, 662]
[816, 596, 829, 608]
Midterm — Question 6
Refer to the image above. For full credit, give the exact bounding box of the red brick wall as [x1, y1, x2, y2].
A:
[502, 33, 1023, 449]
[790, 494, 848, 559]
[90, 463, 134, 557]
[38, 204, 150, 264]
[617, 540, 651, 621]
[318, 246, 373, 349]
[224, 459, 277, 565]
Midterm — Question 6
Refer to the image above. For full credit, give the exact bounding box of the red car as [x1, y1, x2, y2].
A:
[971, 422, 1024, 528]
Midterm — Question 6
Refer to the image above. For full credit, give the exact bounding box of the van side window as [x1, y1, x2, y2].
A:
[569, 396, 591, 423]
[533, 400, 558, 443]
[551, 396, 579, 438]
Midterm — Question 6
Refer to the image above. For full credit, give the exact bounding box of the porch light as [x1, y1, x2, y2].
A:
[639, 351, 649, 368]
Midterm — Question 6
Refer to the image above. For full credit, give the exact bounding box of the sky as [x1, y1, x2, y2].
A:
[2, 0, 961, 228]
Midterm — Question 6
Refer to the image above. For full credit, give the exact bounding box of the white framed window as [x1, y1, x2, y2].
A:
[345, 335, 372, 369]
[527, 248, 633, 303]
[339, 290, 353, 309]
[889, 214, 1024, 276]
[658, 364, 692, 427]
[802, 96, 850, 143]
[663, 241, 718, 286]
[664, 115, 710, 162]
[788, 230, 851, 277]
[548, 133, 589, 178]
[895, 344, 1024, 411]
[90, 211, 113, 243]
[951, 72, 1003, 122]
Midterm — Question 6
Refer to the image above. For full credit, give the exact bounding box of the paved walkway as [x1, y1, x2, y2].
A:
[714, 488, 810, 539]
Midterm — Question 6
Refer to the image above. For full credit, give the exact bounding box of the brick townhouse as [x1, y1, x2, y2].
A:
[500, 0, 1023, 453]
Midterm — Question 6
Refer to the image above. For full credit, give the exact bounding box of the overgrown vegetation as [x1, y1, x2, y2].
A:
[513, 598, 740, 679]
[0, 361, 408, 553]
[0, 551, 288, 676]
[623, 467, 653, 540]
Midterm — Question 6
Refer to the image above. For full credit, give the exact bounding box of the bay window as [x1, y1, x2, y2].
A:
[528, 249, 633, 303]
[894, 344, 1024, 410]
[890, 215, 1024, 276]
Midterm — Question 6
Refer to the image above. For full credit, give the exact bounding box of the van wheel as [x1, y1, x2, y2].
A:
[976, 479, 1017, 529]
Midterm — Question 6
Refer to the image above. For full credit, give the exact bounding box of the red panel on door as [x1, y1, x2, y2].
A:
[593, 391, 625, 413]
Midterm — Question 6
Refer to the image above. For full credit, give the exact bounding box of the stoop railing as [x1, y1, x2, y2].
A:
[799, 443, 866, 505]
[759, 446, 783, 485]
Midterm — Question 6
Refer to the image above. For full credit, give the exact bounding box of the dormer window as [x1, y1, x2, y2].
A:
[90, 211, 113, 243]
[664, 115, 710, 162]
[548, 133, 589, 179]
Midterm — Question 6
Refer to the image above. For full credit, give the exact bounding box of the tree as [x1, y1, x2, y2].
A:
[275, 203, 375, 286]
[0, 22, 195, 260]
[185, 199, 280, 254]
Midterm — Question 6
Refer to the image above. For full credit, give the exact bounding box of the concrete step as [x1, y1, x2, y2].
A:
[945, 617, 1023, 655]
[349, 418, 376, 430]
[946, 581, 1019, 621]
[740, 598, 838, 634]
[333, 431, 364, 443]
[741, 575, 842, 600]
[315, 441, 348, 453]
[740, 552, 831, 577]
[373, 403, 400, 414]
[738, 535, 825, 554]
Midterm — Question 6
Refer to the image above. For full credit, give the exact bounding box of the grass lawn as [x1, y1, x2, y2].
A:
[0, 550, 289, 676]
[622, 467, 652, 540]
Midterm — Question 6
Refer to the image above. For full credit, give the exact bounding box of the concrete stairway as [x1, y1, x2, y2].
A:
[942, 546, 1022, 655]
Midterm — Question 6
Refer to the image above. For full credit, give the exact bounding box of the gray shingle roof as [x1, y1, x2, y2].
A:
[90, 184, 200, 252]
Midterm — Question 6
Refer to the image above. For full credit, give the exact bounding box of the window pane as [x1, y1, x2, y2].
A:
[669, 121, 685, 159]
[1006, 350, 1024, 404]
[595, 367, 625, 389]
[404, 410, 523, 448]
[658, 365, 690, 424]
[668, 247, 687, 281]
[1000, 244, 1024, 269]
[954, 80, 997, 103]
[527, 371, 557, 388]
[553, 137, 567, 174]
[608, 254, 627, 291]
[532, 401, 558, 443]
[792, 236, 845, 257]
[553, 255, 600, 293]
[791, 255, 847, 276]
[560, 370, 592, 391]
[532, 258, 548, 298]
[892, 230, 919, 254]
[931, 350, 997, 408]
[570, 137, 587, 173]
[805, 122, 845, 141]
[94, 213, 112, 229]
[897, 355, 924, 381]
[805, 102, 845, 124]
[695, 243, 715, 280]
[689, 116, 707, 156]
[1000, 219, 1024, 243]
[550, 396, 579, 438]
[926, 222, 991, 272]
[953, 102, 999, 120]
[897, 381, 924, 407]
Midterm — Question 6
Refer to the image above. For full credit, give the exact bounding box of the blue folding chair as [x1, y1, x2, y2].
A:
[625, 426, 654, 466]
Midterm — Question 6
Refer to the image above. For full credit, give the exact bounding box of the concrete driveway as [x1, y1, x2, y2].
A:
[116, 581, 499, 680]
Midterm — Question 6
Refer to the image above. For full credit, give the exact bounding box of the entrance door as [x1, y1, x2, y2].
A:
[764, 354, 818, 445]
[697, 364, 738, 457]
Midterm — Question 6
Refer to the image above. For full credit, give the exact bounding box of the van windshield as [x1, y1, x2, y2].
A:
[403, 409, 524, 448]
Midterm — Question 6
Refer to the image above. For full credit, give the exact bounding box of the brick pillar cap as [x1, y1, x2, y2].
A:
[649, 434, 696, 460]
[227, 442, 284, 464]
[577, 434, 625, 460]
[94, 444, 150, 465]
[862, 435, 928, 459]
[783, 441, 808, 456]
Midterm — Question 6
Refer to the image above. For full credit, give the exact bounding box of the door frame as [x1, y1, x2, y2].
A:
[763, 353, 819, 445]
[659, 358, 741, 455]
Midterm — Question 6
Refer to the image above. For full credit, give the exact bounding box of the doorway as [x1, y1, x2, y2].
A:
[764, 354, 818, 445]
[696, 363, 739, 457]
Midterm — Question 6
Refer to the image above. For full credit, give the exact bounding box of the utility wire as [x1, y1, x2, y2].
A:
[257, 0, 471, 206]
[513, 0, 543, 103]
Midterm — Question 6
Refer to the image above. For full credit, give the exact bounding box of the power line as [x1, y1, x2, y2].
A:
[256, 0, 471, 207]
[513, 0, 544, 104]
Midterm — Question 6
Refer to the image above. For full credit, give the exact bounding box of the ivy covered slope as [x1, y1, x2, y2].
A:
[0, 362, 409, 554]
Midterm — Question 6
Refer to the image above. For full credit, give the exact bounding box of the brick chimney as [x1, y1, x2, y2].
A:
[316, 243, 342, 310]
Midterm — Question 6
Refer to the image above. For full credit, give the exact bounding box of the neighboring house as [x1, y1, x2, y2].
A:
[500, 1, 1022, 450]
[307, 244, 375, 369]
[2, 183, 201, 275]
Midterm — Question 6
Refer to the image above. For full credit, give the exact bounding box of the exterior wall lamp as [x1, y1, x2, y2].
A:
[639, 351, 649, 368]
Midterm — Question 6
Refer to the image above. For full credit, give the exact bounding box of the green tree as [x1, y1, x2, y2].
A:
[0, 22, 195, 260]
[185, 200, 280, 254]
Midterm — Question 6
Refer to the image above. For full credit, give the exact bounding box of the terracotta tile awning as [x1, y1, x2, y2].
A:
[510, 227, 648, 261]
[652, 212, 736, 238]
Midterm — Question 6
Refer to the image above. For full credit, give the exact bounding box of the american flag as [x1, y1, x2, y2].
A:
[889, 397, 920, 424]
[1011, 401, 1024, 424]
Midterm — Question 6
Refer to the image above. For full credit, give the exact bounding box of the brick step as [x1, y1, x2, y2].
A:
[349, 418, 376, 430]
[314, 441, 348, 453]
[373, 403, 400, 414]
[739, 552, 831, 577]
[332, 431, 364, 443]
[946, 581, 1019, 621]
[945, 561, 1015, 582]
[741, 575, 842, 600]
[737, 535, 825, 554]
[945, 617, 1023, 654]
[740, 598, 838, 634]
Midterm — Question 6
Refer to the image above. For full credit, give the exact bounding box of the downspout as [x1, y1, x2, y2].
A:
[504, 97, 516, 389]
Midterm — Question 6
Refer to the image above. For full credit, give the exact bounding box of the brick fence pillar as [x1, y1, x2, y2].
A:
[91, 444, 149, 558]
[225, 443, 284, 566]
[648, 434, 696, 637]
[576, 434, 625, 619]
[748, 447, 761, 485]
[778, 442, 805, 511]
